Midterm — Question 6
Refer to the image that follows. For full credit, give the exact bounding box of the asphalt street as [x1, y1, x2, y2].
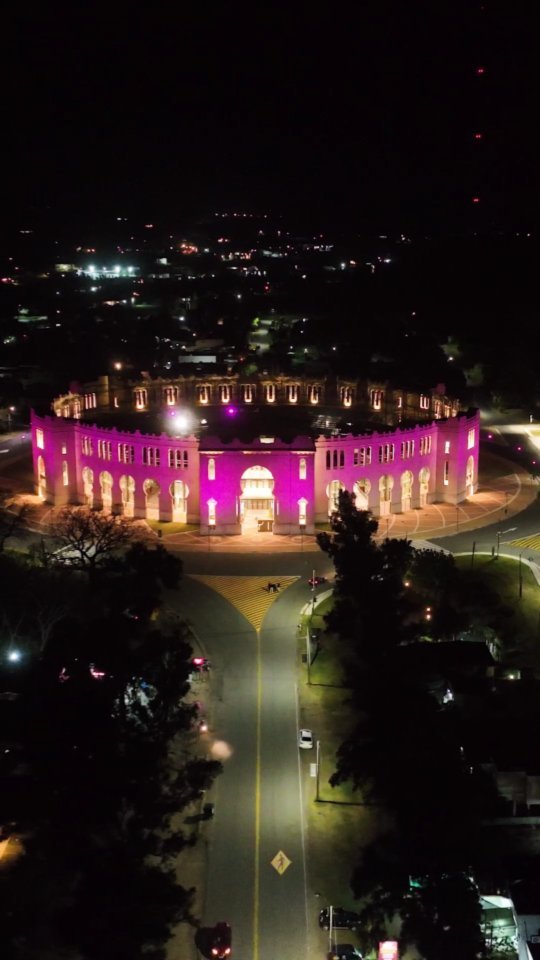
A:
[169, 575, 313, 960]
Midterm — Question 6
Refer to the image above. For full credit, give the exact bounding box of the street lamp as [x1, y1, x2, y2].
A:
[315, 739, 321, 802]
[7, 406, 15, 429]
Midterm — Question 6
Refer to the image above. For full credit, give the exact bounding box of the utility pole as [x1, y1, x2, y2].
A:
[306, 627, 311, 684]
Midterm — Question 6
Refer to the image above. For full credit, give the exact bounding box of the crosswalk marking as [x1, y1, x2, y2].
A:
[189, 575, 299, 631]
[508, 533, 540, 551]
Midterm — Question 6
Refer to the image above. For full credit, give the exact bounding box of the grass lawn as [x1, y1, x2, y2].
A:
[454, 554, 540, 672]
[296, 594, 391, 925]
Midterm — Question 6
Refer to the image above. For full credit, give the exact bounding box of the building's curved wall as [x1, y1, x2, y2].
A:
[31, 408, 479, 533]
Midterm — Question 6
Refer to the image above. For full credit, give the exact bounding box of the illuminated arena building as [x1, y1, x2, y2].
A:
[31, 373, 479, 535]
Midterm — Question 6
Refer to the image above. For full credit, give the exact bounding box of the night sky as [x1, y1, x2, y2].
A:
[3, 1, 536, 232]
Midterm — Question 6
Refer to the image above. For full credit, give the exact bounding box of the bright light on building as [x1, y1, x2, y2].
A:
[7, 650, 21, 662]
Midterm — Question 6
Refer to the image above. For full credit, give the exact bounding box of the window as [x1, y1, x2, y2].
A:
[219, 384, 231, 403]
[339, 450, 345, 468]
[183, 450, 188, 468]
[208, 498, 216, 526]
[143, 446, 161, 467]
[61, 443, 67, 455]
[113, 396, 119, 408]
[98, 439, 111, 460]
[118, 443, 134, 464]
[242, 384, 254, 403]
[298, 498, 307, 525]
[163, 385, 178, 406]
[198, 385, 210, 404]
[208, 457, 215, 480]
[444, 460, 449, 485]
[287, 384, 298, 403]
[84, 392, 97, 410]
[353, 449, 359, 466]
[468, 428, 475, 449]
[332, 450, 338, 469]
[299, 457, 306, 480]
[419, 395, 430, 411]
[370, 389, 384, 410]
[340, 386, 353, 407]
[444, 440, 451, 454]
[378, 443, 395, 464]
[81, 436, 93, 456]
[134, 388, 147, 410]
[396, 396, 403, 409]
[36, 428, 44, 449]
[73, 399, 81, 418]
[168, 449, 183, 469]
[358, 446, 372, 466]
[62, 461, 69, 486]
[420, 436, 432, 455]
[265, 383, 275, 403]
[326, 450, 331, 470]
[309, 385, 320, 404]
[401, 440, 414, 459]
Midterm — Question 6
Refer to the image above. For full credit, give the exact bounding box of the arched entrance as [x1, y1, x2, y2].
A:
[100, 471, 113, 513]
[120, 475, 135, 517]
[466, 455, 475, 496]
[379, 474, 394, 516]
[419, 467, 430, 508]
[143, 479, 160, 521]
[82, 466, 94, 508]
[37, 455, 47, 500]
[400, 470, 413, 512]
[170, 479, 188, 523]
[240, 465, 275, 533]
[326, 479, 345, 515]
[353, 478, 371, 511]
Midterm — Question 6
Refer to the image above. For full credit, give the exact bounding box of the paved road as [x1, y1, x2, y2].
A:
[172, 575, 312, 960]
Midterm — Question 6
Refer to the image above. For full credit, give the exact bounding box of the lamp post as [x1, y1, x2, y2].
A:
[519, 552, 523, 599]
[7, 406, 15, 430]
[315, 739, 321, 802]
[306, 628, 312, 684]
[496, 530, 501, 558]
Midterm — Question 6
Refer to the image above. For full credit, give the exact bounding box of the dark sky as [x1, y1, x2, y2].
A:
[3, 1, 536, 232]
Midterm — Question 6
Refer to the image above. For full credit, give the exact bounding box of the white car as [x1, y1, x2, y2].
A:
[298, 728, 314, 749]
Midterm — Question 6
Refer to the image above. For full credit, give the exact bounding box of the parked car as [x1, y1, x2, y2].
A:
[210, 921, 231, 957]
[319, 907, 361, 931]
[298, 728, 314, 749]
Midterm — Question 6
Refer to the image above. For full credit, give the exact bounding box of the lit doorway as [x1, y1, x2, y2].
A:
[240, 465, 275, 533]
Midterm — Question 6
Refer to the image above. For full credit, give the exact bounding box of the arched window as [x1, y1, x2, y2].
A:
[339, 450, 344, 468]
[332, 450, 338, 469]
[298, 498, 308, 525]
[299, 457, 306, 480]
[208, 498, 217, 527]
[62, 461, 69, 486]
[326, 451, 331, 470]
[208, 457, 215, 480]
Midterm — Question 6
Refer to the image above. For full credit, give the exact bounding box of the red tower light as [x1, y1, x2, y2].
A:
[476, 67, 485, 75]
[472, 197, 480, 203]
[474, 132, 483, 140]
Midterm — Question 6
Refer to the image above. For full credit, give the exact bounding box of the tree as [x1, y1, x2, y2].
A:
[45, 506, 138, 573]
[317, 490, 415, 661]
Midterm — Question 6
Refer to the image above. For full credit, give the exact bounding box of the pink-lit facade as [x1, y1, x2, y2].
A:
[31, 384, 479, 535]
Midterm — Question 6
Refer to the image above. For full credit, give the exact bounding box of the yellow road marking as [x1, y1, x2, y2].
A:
[189, 575, 298, 631]
[253, 628, 261, 960]
[508, 533, 540, 551]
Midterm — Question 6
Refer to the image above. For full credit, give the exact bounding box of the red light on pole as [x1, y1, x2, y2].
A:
[472, 197, 480, 203]
[476, 67, 485, 75]
[474, 132, 483, 140]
